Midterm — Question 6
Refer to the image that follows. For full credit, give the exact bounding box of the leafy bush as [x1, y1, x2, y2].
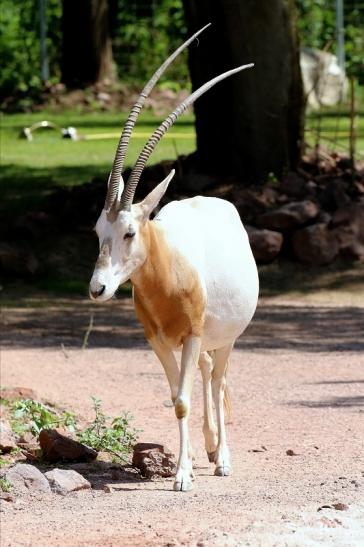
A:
[111, 0, 189, 88]
[0, 0, 62, 101]
[296, 0, 364, 82]
[8, 397, 137, 463]
[0, 0, 188, 104]
[77, 397, 138, 463]
[11, 399, 75, 437]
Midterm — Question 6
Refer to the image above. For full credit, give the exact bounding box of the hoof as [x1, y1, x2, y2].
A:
[214, 465, 231, 477]
[207, 451, 216, 463]
[173, 479, 193, 492]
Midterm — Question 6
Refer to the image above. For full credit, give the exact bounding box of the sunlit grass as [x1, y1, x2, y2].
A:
[1, 110, 195, 180]
[0, 109, 196, 217]
[305, 106, 364, 158]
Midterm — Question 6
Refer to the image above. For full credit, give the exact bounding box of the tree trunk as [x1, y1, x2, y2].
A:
[182, 0, 304, 183]
[61, 0, 113, 88]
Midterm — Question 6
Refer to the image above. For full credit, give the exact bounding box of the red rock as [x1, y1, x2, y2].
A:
[331, 203, 364, 259]
[235, 189, 271, 224]
[292, 223, 339, 265]
[332, 502, 349, 511]
[246, 226, 283, 264]
[39, 429, 97, 462]
[132, 443, 176, 479]
[257, 200, 319, 231]
[45, 468, 91, 495]
[279, 172, 306, 198]
[0, 421, 17, 453]
[0, 387, 37, 402]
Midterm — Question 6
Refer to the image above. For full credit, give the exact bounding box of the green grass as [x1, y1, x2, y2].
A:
[305, 106, 364, 157]
[0, 109, 196, 218]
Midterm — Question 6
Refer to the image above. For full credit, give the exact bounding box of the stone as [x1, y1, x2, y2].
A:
[331, 203, 364, 259]
[292, 223, 339, 265]
[0, 422, 17, 453]
[256, 200, 319, 231]
[0, 387, 37, 402]
[279, 172, 306, 198]
[45, 468, 91, 495]
[235, 189, 271, 224]
[319, 179, 351, 211]
[132, 443, 176, 479]
[5, 464, 51, 494]
[39, 429, 97, 462]
[246, 226, 283, 264]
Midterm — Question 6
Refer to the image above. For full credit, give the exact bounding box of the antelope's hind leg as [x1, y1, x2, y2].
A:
[212, 343, 233, 477]
[199, 351, 218, 463]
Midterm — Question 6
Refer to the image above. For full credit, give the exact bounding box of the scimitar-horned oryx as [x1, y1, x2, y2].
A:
[89, 24, 259, 491]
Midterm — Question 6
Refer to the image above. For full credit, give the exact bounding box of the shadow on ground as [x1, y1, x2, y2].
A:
[1, 297, 363, 353]
[288, 395, 364, 408]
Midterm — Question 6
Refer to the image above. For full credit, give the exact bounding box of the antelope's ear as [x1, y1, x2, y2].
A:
[137, 169, 175, 222]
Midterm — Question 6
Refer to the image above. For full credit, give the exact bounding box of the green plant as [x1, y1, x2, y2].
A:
[0, 0, 62, 101]
[0, 477, 12, 492]
[77, 397, 138, 463]
[11, 399, 76, 437]
[0, 458, 10, 469]
[8, 396, 138, 464]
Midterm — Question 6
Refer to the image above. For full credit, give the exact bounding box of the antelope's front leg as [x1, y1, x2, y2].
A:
[174, 335, 201, 492]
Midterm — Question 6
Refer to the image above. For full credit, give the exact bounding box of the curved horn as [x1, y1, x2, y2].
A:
[121, 63, 254, 210]
[104, 23, 212, 212]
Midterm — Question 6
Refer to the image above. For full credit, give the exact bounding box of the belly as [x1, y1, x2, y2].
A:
[201, 256, 259, 351]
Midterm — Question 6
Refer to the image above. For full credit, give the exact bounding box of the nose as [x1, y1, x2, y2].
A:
[90, 284, 106, 299]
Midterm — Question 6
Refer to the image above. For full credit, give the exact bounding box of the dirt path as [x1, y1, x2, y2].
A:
[1, 296, 363, 546]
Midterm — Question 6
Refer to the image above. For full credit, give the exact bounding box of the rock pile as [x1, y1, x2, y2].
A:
[1, 149, 362, 277]
[231, 154, 364, 265]
[2, 464, 90, 498]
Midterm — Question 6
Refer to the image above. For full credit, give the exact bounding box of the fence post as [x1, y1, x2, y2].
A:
[335, 0, 346, 73]
[39, 0, 49, 82]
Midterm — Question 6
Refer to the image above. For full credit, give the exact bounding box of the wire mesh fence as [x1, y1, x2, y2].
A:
[297, 0, 364, 162]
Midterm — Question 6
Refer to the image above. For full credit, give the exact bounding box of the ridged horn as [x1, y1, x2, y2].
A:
[121, 63, 254, 210]
[104, 23, 212, 212]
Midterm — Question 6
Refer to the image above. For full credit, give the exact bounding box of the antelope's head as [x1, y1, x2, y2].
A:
[89, 24, 253, 302]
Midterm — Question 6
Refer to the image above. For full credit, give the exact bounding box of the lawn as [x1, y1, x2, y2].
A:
[2, 106, 363, 212]
[0, 109, 196, 218]
[305, 106, 364, 158]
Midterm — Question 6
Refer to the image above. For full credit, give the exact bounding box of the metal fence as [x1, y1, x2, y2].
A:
[298, 0, 364, 162]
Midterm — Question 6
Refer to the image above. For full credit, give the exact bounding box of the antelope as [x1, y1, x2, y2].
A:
[89, 25, 259, 491]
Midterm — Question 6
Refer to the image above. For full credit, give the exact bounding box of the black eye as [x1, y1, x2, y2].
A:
[124, 231, 135, 240]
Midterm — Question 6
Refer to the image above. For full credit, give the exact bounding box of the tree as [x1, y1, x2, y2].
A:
[182, 0, 304, 182]
[61, 0, 113, 88]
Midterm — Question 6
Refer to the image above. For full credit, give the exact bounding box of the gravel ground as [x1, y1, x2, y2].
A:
[0, 295, 363, 546]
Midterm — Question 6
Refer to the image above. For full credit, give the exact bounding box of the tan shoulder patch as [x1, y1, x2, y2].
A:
[132, 222, 205, 347]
